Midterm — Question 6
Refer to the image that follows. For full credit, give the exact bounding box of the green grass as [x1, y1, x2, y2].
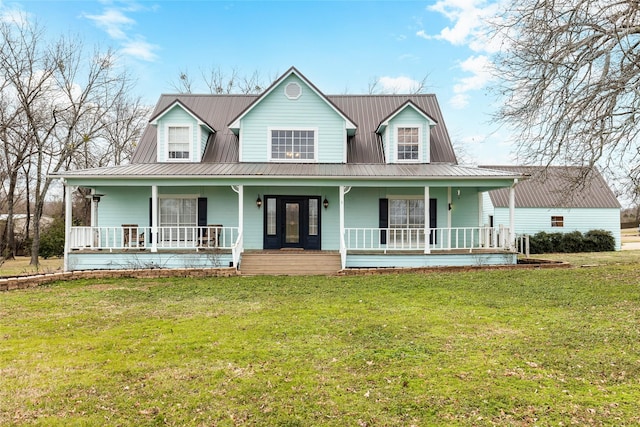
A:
[0, 256, 63, 277]
[2, 266, 640, 426]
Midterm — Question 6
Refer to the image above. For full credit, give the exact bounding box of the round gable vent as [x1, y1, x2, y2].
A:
[284, 82, 302, 100]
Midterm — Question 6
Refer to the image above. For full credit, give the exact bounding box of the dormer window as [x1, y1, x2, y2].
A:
[396, 126, 421, 162]
[269, 129, 316, 161]
[167, 125, 191, 161]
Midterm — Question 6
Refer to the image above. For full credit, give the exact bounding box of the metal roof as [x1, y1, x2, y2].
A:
[56, 162, 520, 181]
[131, 93, 457, 165]
[481, 166, 621, 209]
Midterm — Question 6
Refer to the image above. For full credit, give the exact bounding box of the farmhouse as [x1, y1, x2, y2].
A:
[53, 67, 524, 274]
[481, 166, 621, 250]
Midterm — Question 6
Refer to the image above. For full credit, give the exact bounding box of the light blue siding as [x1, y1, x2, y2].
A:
[481, 192, 495, 226]
[240, 74, 347, 163]
[492, 207, 621, 250]
[384, 107, 431, 163]
[69, 252, 232, 270]
[96, 186, 240, 229]
[346, 253, 516, 268]
[155, 106, 200, 162]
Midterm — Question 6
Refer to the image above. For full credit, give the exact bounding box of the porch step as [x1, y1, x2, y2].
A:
[239, 250, 342, 276]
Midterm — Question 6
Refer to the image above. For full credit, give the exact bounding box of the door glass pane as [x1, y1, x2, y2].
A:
[309, 199, 318, 236]
[285, 202, 299, 244]
[267, 198, 276, 235]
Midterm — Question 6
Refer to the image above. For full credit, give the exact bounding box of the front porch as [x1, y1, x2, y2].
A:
[66, 224, 516, 272]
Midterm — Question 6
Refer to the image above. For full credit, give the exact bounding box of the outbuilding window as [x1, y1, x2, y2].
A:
[551, 216, 564, 227]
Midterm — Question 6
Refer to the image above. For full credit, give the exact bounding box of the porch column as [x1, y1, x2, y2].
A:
[339, 185, 345, 251]
[509, 179, 518, 250]
[424, 186, 430, 254]
[90, 189, 96, 227]
[63, 180, 73, 272]
[447, 187, 452, 249]
[238, 184, 244, 248]
[151, 185, 158, 253]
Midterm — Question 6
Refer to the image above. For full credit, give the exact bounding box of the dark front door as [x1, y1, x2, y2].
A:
[264, 196, 321, 250]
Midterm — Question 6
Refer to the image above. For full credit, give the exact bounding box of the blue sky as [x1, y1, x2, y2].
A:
[1, 0, 511, 165]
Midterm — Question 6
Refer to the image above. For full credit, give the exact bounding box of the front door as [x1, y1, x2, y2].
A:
[264, 196, 321, 250]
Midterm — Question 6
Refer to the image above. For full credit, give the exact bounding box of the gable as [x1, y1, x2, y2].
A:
[234, 73, 356, 163]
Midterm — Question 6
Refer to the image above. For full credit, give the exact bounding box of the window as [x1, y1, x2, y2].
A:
[159, 198, 197, 242]
[270, 130, 315, 161]
[551, 216, 564, 227]
[389, 199, 425, 246]
[397, 127, 420, 161]
[167, 126, 190, 160]
[309, 198, 318, 236]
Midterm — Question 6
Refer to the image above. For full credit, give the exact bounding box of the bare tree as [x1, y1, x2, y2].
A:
[169, 66, 276, 95]
[367, 74, 430, 95]
[491, 0, 640, 193]
[0, 16, 143, 265]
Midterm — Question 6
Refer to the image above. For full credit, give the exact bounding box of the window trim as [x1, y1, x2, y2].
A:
[165, 124, 193, 162]
[551, 215, 564, 227]
[394, 124, 423, 163]
[267, 127, 318, 162]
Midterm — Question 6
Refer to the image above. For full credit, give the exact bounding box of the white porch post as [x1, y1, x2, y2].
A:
[238, 184, 244, 250]
[63, 180, 72, 272]
[509, 179, 518, 250]
[339, 185, 345, 254]
[151, 185, 158, 253]
[447, 187, 452, 249]
[424, 186, 430, 254]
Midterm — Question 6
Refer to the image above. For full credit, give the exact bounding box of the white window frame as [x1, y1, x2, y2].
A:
[268, 127, 318, 162]
[165, 124, 193, 162]
[394, 124, 423, 163]
[388, 196, 426, 246]
[158, 195, 198, 243]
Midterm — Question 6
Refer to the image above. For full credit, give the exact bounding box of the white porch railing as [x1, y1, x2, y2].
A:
[69, 226, 239, 251]
[343, 226, 514, 252]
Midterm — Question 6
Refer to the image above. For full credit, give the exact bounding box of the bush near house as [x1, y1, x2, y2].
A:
[529, 229, 615, 254]
[38, 216, 65, 258]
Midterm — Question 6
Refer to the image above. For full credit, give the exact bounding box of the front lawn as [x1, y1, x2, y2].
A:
[2, 267, 640, 425]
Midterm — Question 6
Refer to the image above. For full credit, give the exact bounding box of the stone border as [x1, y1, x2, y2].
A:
[1, 259, 569, 292]
[0, 267, 239, 292]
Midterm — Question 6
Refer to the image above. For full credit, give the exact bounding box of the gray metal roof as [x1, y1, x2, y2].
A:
[56, 162, 520, 181]
[481, 166, 621, 209]
[131, 93, 457, 165]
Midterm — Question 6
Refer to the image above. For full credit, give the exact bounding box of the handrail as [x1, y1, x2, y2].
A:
[343, 226, 513, 252]
[70, 226, 239, 251]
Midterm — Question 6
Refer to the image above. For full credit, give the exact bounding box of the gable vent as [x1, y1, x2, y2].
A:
[284, 82, 302, 100]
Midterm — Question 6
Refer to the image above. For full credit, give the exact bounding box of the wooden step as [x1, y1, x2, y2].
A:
[239, 250, 342, 276]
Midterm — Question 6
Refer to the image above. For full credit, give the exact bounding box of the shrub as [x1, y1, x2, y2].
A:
[584, 229, 615, 252]
[559, 231, 584, 253]
[527, 229, 615, 254]
[39, 216, 65, 258]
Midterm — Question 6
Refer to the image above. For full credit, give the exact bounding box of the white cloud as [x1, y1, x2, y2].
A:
[82, 3, 158, 62]
[121, 38, 158, 62]
[0, 7, 29, 25]
[378, 76, 422, 94]
[420, 0, 502, 54]
[448, 55, 494, 109]
[449, 93, 469, 109]
[453, 55, 494, 93]
[84, 8, 134, 40]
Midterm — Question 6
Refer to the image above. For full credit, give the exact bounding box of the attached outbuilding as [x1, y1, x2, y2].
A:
[481, 166, 621, 250]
